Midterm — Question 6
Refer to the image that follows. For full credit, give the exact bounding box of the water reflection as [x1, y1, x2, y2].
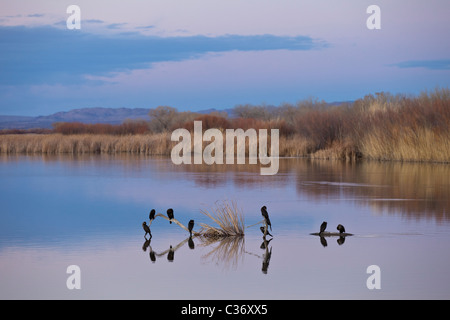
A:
[260, 238, 272, 274]
[141, 234, 274, 275]
[1, 154, 450, 299]
[142, 236, 196, 263]
[314, 235, 349, 247]
[3, 154, 447, 222]
[294, 159, 450, 222]
[310, 221, 353, 247]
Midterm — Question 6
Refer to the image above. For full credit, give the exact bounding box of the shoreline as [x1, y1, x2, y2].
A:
[0, 132, 449, 164]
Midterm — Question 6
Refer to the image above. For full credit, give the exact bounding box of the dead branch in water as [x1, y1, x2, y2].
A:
[148, 213, 201, 236]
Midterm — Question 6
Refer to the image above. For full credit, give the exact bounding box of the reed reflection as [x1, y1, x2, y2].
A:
[295, 159, 450, 222]
[12, 154, 449, 222]
[141, 234, 274, 274]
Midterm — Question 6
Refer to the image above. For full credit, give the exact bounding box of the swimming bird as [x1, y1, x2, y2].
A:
[188, 219, 194, 236]
[142, 221, 151, 238]
[260, 226, 273, 237]
[167, 208, 174, 224]
[336, 224, 346, 234]
[261, 206, 272, 231]
[149, 209, 155, 221]
[320, 221, 327, 234]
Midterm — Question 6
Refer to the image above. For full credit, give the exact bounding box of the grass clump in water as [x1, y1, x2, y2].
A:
[199, 200, 245, 238]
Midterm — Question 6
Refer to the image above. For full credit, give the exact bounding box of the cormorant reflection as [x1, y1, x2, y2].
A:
[167, 245, 174, 262]
[337, 236, 346, 245]
[142, 236, 197, 264]
[311, 223, 353, 247]
[188, 236, 195, 249]
[320, 236, 328, 247]
[141, 238, 156, 263]
[260, 238, 272, 274]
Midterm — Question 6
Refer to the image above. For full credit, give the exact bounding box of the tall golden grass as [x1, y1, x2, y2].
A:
[0, 133, 172, 155]
[0, 132, 314, 157]
[360, 126, 450, 162]
[199, 200, 245, 238]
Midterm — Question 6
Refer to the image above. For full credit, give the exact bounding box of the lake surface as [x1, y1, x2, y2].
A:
[0, 154, 449, 299]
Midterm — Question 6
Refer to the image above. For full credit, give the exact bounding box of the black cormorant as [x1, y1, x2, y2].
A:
[261, 206, 272, 231]
[167, 208, 174, 224]
[142, 221, 151, 238]
[337, 224, 346, 234]
[320, 221, 327, 234]
[188, 219, 194, 236]
[149, 209, 155, 221]
[260, 226, 273, 237]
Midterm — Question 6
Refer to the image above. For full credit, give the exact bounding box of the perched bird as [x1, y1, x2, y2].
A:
[261, 206, 272, 231]
[142, 221, 151, 238]
[188, 219, 195, 236]
[149, 209, 155, 221]
[320, 221, 327, 234]
[260, 226, 273, 237]
[336, 224, 346, 234]
[167, 208, 174, 224]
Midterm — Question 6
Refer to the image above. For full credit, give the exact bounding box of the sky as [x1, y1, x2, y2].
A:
[0, 0, 449, 116]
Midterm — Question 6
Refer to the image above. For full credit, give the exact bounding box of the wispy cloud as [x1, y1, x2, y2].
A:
[85, 19, 104, 24]
[27, 13, 45, 18]
[106, 22, 128, 30]
[0, 25, 327, 86]
[392, 59, 450, 70]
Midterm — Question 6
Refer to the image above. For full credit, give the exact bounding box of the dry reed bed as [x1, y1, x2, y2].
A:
[0, 133, 313, 157]
[0, 133, 173, 155]
[1, 130, 449, 162]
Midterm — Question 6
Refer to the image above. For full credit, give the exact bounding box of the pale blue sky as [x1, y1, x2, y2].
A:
[0, 0, 449, 116]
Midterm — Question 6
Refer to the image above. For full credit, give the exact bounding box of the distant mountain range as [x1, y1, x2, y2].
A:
[0, 107, 235, 130]
[0, 102, 349, 130]
[0, 107, 151, 129]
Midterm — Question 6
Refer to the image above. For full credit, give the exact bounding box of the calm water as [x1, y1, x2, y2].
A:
[0, 154, 449, 299]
